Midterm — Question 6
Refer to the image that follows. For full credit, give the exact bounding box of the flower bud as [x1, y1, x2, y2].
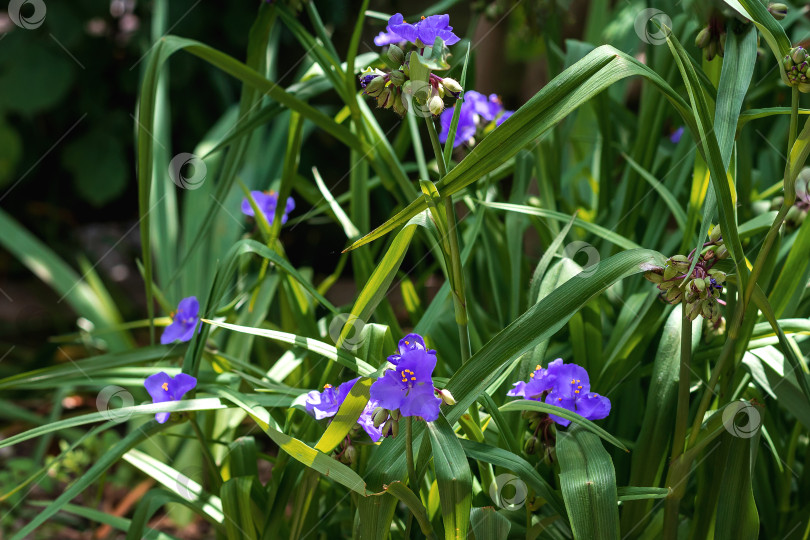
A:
[686, 301, 702, 320]
[701, 300, 713, 320]
[524, 436, 538, 455]
[388, 44, 405, 66]
[390, 418, 399, 437]
[693, 278, 706, 293]
[663, 265, 679, 281]
[715, 245, 729, 259]
[769, 3, 788, 20]
[644, 271, 664, 284]
[364, 75, 385, 97]
[428, 95, 445, 116]
[376, 87, 393, 109]
[441, 77, 463, 93]
[709, 226, 722, 243]
[695, 27, 711, 49]
[389, 70, 406, 87]
[392, 94, 408, 116]
[666, 287, 682, 303]
[340, 444, 356, 464]
[382, 418, 394, 438]
[793, 47, 808, 65]
[437, 388, 456, 405]
[718, 34, 726, 58]
[372, 407, 388, 428]
[390, 409, 401, 421]
[706, 41, 717, 61]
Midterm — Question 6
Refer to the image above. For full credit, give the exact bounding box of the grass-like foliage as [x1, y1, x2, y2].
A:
[4, 0, 810, 538]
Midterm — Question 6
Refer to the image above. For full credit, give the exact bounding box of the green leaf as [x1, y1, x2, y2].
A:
[715, 430, 761, 540]
[314, 378, 371, 453]
[427, 416, 473, 540]
[470, 507, 511, 540]
[380, 482, 436, 539]
[28, 502, 179, 540]
[557, 424, 620, 540]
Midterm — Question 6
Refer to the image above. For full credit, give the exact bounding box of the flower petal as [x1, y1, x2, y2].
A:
[545, 390, 576, 427]
[155, 412, 171, 424]
[169, 373, 197, 400]
[400, 385, 441, 422]
[144, 372, 172, 403]
[160, 320, 188, 344]
[176, 296, 199, 319]
[576, 393, 611, 421]
[370, 372, 406, 410]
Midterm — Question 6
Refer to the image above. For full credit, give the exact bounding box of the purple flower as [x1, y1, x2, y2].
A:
[160, 296, 199, 345]
[304, 378, 358, 420]
[386, 333, 435, 366]
[439, 90, 514, 148]
[240, 190, 295, 225]
[507, 359, 611, 427]
[670, 126, 684, 143]
[370, 333, 442, 422]
[144, 372, 197, 423]
[381, 13, 460, 47]
[304, 378, 382, 442]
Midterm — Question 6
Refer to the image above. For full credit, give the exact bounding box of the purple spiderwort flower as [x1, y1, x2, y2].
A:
[370, 333, 442, 422]
[240, 190, 295, 225]
[507, 359, 611, 427]
[304, 378, 382, 441]
[670, 126, 684, 143]
[144, 372, 197, 423]
[439, 90, 514, 148]
[381, 13, 460, 47]
[160, 296, 199, 345]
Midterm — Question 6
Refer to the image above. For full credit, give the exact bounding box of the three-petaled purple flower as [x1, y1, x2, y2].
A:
[161, 296, 200, 345]
[370, 333, 442, 422]
[241, 190, 295, 225]
[507, 359, 611, 427]
[669, 126, 684, 144]
[439, 91, 514, 148]
[144, 371, 197, 423]
[374, 13, 460, 47]
[304, 378, 382, 441]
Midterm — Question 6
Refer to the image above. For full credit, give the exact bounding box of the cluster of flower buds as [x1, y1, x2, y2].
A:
[644, 228, 728, 323]
[521, 410, 554, 456]
[370, 407, 401, 438]
[359, 46, 462, 117]
[695, 20, 727, 61]
[768, 3, 788, 20]
[784, 47, 810, 91]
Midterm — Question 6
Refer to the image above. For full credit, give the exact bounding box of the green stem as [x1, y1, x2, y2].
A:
[663, 301, 692, 536]
[406, 417, 417, 491]
[190, 417, 222, 491]
[425, 116, 447, 177]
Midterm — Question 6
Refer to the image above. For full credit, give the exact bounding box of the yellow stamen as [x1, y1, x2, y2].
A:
[324, 383, 332, 389]
[411, 376, 416, 381]
[161, 382, 169, 392]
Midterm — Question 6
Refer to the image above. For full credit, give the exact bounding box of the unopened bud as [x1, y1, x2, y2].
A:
[389, 70, 406, 87]
[340, 444, 357, 464]
[392, 94, 408, 116]
[693, 278, 706, 293]
[706, 41, 717, 61]
[372, 407, 388, 428]
[441, 77, 462, 93]
[715, 245, 729, 259]
[524, 436, 538, 455]
[663, 265, 678, 281]
[709, 225, 722, 243]
[364, 76, 385, 97]
[437, 388, 456, 405]
[376, 87, 393, 109]
[769, 3, 788, 20]
[428, 95, 445, 116]
[644, 271, 664, 284]
[388, 44, 405, 66]
[793, 47, 807, 65]
[695, 27, 711, 49]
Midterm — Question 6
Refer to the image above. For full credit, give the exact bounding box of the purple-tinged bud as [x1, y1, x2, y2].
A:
[524, 436, 538, 455]
[769, 3, 788, 20]
[793, 47, 807, 65]
[389, 70, 406, 87]
[392, 94, 408, 116]
[437, 388, 456, 405]
[364, 75, 385, 97]
[695, 27, 711, 49]
[441, 77, 463, 93]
